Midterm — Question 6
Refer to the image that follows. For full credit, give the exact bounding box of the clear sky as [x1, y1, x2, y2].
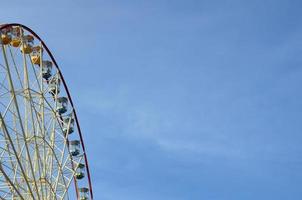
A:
[2, 0, 302, 199]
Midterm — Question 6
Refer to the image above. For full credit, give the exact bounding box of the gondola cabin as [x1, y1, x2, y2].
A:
[20, 35, 34, 54]
[0, 27, 12, 45]
[79, 187, 89, 200]
[10, 26, 22, 47]
[41, 60, 52, 79]
[31, 46, 42, 65]
[70, 140, 80, 156]
[49, 76, 61, 94]
[63, 116, 74, 135]
[56, 97, 68, 114]
[76, 163, 85, 180]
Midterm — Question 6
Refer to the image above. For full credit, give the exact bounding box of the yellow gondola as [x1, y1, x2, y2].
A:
[31, 46, 42, 64]
[20, 35, 34, 54]
[10, 27, 23, 47]
[1, 27, 12, 45]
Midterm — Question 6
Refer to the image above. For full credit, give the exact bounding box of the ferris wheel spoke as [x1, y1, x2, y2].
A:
[52, 153, 70, 198]
[47, 96, 64, 194]
[46, 114, 75, 198]
[21, 41, 48, 200]
[0, 82, 10, 95]
[26, 49, 52, 198]
[1, 161, 28, 191]
[8, 46, 23, 89]
[0, 89, 10, 98]
[0, 96, 14, 118]
[0, 113, 36, 199]
[33, 132, 68, 200]
[0, 191, 11, 199]
[0, 127, 30, 197]
[0, 162, 25, 200]
[61, 157, 84, 200]
[0, 147, 21, 188]
[0, 63, 6, 70]
[47, 124, 72, 199]
[0, 191, 12, 200]
[28, 59, 42, 93]
[2, 44, 41, 200]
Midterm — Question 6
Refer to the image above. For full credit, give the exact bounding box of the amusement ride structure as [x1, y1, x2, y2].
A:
[0, 23, 93, 200]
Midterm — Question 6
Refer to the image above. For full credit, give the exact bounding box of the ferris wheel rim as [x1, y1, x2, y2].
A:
[0, 23, 94, 199]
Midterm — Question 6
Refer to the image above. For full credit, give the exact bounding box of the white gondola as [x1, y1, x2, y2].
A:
[41, 60, 53, 79]
[70, 140, 80, 156]
[63, 115, 75, 134]
[56, 97, 68, 114]
[79, 187, 89, 200]
[49, 75, 61, 94]
[76, 163, 85, 180]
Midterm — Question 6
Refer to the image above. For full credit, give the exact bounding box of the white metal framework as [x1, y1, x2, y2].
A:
[0, 24, 93, 200]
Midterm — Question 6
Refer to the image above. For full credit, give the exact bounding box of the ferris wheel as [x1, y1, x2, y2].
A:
[0, 23, 93, 200]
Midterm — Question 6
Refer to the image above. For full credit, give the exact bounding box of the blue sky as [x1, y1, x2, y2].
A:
[2, 0, 302, 199]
